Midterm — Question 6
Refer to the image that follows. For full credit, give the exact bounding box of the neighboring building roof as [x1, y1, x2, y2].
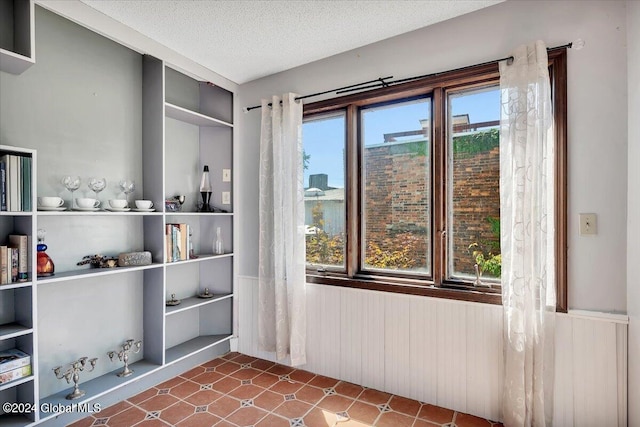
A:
[304, 187, 344, 202]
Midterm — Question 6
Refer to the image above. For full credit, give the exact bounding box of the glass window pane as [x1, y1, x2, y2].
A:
[447, 86, 501, 283]
[361, 98, 431, 274]
[302, 112, 346, 270]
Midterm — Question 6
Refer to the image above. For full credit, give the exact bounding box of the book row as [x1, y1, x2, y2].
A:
[0, 234, 29, 284]
[0, 348, 31, 385]
[165, 223, 192, 262]
[0, 154, 32, 212]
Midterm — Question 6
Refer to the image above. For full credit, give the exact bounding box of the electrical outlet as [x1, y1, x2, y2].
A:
[222, 169, 231, 182]
[579, 213, 597, 235]
[222, 191, 230, 205]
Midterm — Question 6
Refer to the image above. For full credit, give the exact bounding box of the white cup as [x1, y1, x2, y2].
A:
[109, 199, 128, 209]
[38, 196, 64, 207]
[135, 200, 153, 210]
[76, 198, 100, 209]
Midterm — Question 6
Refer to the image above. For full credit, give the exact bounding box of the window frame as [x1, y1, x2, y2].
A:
[304, 49, 568, 312]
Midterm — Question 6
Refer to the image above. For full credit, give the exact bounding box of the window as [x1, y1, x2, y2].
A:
[303, 50, 567, 310]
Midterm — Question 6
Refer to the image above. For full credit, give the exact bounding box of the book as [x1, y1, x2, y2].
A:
[9, 235, 28, 282]
[165, 224, 172, 262]
[10, 247, 18, 283]
[7, 155, 20, 211]
[0, 246, 7, 285]
[0, 349, 31, 374]
[0, 160, 6, 211]
[179, 223, 188, 261]
[21, 156, 31, 211]
[0, 365, 31, 384]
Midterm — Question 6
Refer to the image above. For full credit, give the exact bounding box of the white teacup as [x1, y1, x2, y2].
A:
[109, 199, 128, 209]
[38, 196, 64, 207]
[76, 198, 100, 209]
[135, 200, 153, 210]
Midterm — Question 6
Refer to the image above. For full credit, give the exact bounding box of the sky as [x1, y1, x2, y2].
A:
[302, 87, 500, 189]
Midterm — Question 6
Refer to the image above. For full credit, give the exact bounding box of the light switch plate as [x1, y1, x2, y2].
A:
[222, 169, 231, 182]
[222, 191, 230, 205]
[579, 213, 597, 235]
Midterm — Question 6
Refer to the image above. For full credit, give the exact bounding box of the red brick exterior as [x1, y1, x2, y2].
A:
[364, 142, 499, 275]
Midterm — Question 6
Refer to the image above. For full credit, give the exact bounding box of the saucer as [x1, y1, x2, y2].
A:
[106, 207, 131, 212]
[73, 207, 100, 212]
[133, 208, 155, 212]
[38, 206, 66, 211]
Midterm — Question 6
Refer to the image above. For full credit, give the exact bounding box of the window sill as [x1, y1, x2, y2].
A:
[306, 273, 502, 305]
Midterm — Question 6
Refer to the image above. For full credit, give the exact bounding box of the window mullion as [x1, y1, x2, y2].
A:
[346, 105, 360, 277]
[432, 87, 446, 286]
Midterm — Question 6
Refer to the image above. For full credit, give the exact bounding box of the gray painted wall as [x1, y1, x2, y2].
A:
[627, 1, 639, 425]
[237, 0, 630, 313]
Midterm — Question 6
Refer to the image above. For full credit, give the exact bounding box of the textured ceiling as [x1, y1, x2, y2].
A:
[80, 0, 503, 84]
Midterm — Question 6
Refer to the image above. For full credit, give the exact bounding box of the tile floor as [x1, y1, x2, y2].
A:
[69, 352, 503, 427]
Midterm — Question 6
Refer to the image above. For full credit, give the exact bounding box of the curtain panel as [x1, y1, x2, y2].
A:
[499, 41, 556, 427]
[258, 93, 307, 366]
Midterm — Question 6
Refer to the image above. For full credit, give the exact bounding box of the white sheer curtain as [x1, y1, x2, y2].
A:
[499, 41, 556, 427]
[258, 93, 307, 366]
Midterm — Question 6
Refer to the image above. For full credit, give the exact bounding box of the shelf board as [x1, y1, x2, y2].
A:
[0, 323, 32, 340]
[165, 293, 232, 316]
[0, 281, 33, 291]
[165, 102, 233, 128]
[165, 334, 232, 365]
[36, 210, 163, 216]
[39, 359, 161, 422]
[165, 253, 233, 266]
[36, 263, 164, 285]
[0, 211, 32, 216]
[0, 374, 34, 392]
[164, 211, 233, 216]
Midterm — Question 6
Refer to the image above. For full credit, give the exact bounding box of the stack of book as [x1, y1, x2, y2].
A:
[0, 349, 31, 384]
[1, 234, 28, 284]
[0, 153, 32, 212]
[165, 223, 192, 262]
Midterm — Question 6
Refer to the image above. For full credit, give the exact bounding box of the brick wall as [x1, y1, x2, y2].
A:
[363, 141, 499, 275]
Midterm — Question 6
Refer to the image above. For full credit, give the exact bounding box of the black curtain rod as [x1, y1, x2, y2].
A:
[243, 42, 573, 112]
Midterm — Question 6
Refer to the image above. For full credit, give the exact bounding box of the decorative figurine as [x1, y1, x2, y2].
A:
[166, 293, 181, 306]
[107, 339, 142, 377]
[77, 254, 118, 268]
[37, 229, 55, 277]
[53, 356, 98, 400]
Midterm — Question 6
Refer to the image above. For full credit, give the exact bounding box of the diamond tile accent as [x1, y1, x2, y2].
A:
[242, 379, 252, 385]
[377, 403, 392, 413]
[241, 399, 254, 407]
[241, 363, 252, 369]
[200, 384, 213, 390]
[92, 418, 108, 426]
[284, 394, 296, 401]
[323, 387, 336, 396]
[336, 411, 350, 422]
[145, 411, 160, 419]
[279, 374, 292, 381]
[290, 418, 305, 427]
[443, 423, 456, 427]
[195, 405, 208, 413]
[205, 367, 216, 372]
[158, 388, 170, 395]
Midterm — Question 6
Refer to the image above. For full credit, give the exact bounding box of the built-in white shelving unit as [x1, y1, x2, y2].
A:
[0, 8, 234, 425]
[0, 0, 35, 75]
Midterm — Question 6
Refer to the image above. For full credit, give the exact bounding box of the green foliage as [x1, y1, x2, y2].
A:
[453, 128, 499, 156]
[468, 216, 501, 278]
[364, 233, 421, 269]
[303, 150, 311, 171]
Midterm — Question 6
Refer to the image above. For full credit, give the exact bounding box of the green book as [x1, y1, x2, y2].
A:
[21, 156, 31, 211]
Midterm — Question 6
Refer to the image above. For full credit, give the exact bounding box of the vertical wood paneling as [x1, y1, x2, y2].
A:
[465, 303, 503, 421]
[305, 284, 341, 378]
[384, 294, 412, 396]
[237, 277, 628, 425]
[616, 323, 627, 427]
[340, 288, 385, 390]
[436, 301, 467, 412]
[409, 296, 438, 403]
[553, 315, 575, 426]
